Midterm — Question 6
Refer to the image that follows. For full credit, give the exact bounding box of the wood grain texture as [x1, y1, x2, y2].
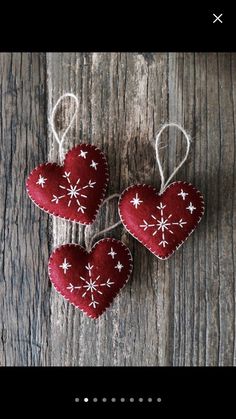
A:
[0, 52, 235, 366]
[0, 53, 50, 366]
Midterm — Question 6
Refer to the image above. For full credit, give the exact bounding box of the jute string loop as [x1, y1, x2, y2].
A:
[50, 93, 79, 164]
[155, 123, 191, 195]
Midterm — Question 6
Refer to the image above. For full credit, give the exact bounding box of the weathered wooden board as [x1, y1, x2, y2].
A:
[0, 52, 235, 366]
[0, 53, 50, 366]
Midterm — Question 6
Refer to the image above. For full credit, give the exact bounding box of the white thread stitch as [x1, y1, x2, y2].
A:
[186, 202, 196, 214]
[130, 193, 143, 209]
[140, 201, 187, 248]
[26, 144, 109, 225]
[66, 263, 115, 308]
[108, 248, 117, 259]
[155, 123, 191, 194]
[51, 171, 96, 213]
[115, 261, 124, 272]
[85, 262, 93, 273]
[48, 238, 133, 319]
[50, 93, 79, 164]
[59, 258, 72, 274]
[118, 182, 205, 260]
[67, 283, 81, 292]
[177, 189, 188, 200]
[78, 150, 88, 159]
[36, 174, 47, 188]
[90, 160, 98, 170]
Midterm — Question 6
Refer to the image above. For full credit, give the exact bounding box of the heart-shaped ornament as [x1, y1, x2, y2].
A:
[119, 182, 204, 259]
[48, 238, 133, 318]
[26, 144, 109, 224]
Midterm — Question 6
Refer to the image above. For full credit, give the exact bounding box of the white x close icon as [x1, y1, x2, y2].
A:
[213, 13, 223, 23]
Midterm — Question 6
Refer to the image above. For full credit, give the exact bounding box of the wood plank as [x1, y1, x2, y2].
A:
[168, 53, 236, 366]
[0, 53, 49, 365]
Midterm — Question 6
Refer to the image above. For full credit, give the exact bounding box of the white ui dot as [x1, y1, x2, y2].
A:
[84, 398, 89, 402]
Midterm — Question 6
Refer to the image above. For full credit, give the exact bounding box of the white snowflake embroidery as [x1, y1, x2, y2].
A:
[186, 202, 196, 214]
[66, 263, 115, 308]
[178, 189, 188, 200]
[140, 202, 187, 248]
[59, 258, 72, 274]
[108, 247, 117, 259]
[78, 150, 88, 159]
[51, 171, 96, 213]
[130, 193, 143, 209]
[115, 261, 123, 272]
[36, 174, 47, 188]
[90, 160, 98, 170]
[66, 283, 81, 292]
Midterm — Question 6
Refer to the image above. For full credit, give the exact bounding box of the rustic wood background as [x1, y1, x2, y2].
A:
[0, 53, 235, 366]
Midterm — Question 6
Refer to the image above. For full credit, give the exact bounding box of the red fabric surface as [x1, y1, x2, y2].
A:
[119, 181, 204, 259]
[48, 238, 133, 318]
[26, 144, 109, 224]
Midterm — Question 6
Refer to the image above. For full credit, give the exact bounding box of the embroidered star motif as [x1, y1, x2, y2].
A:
[36, 174, 47, 188]
[59, 258, 72, 274]
[130, 193, 143, 209]
[78, 150, 88, 159]
[108, 247, 117, 259]
[115, 261, 124, 272]
[67, 263, 115, 308]
[51, 172, 96, 213]
[90, 160, 98, 170]
[186, 202, 196, 214]
[178, 189, 189, 200]
[140, 202, 187, 248]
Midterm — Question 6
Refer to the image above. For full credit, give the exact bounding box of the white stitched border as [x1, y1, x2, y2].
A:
[118, 181, 205, 260]
[48, 237, 133, 319]
[26, 143, 109, 225]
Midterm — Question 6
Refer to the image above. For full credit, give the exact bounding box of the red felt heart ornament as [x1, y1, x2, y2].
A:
[48, 238, 133, 318]
[118, 182, 204, 259]
[26, 144, 109, 224]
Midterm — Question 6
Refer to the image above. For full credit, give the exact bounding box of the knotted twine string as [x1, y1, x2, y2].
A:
[84, 194, 122, 252]
[155, 123, 191, 195]
[50, 93, 79, 164]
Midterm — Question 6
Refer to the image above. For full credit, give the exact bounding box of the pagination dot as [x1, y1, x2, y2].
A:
[93, 398, 98, 402]
[120, 398, 125, 402]
[130, 398, 134, 402]
[139, 398, 143, 402]
[102, 398, 107, 402]
[84, 398, 89, 402]
[157, 397, 162, 402]
[111, 398, 116, 402]
[148, 397, 152, 402]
